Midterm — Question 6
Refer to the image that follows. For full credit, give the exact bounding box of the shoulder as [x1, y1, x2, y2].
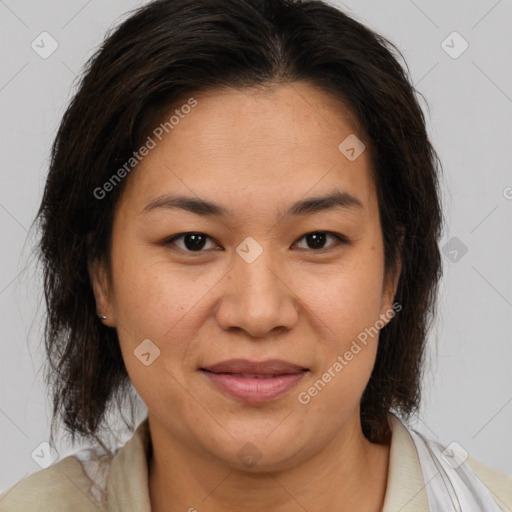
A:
[466, 455, 512, 512]
[385, 414, 512, 512]
[0, 449, 111, 512]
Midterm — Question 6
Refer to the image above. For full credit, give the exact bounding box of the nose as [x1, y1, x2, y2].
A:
[215, 246, 300, 338]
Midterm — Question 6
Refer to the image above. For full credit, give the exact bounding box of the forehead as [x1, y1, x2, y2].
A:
[118, 82, 376, 219]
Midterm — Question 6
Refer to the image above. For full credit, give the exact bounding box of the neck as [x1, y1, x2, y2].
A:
[147, 414, 390, 512]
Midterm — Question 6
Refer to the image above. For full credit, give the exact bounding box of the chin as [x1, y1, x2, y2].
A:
[200, 427, 310, 474]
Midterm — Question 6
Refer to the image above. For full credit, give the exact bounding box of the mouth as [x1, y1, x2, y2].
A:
[199, 359, 310, 403]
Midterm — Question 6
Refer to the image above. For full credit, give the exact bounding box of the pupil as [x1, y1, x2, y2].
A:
[307, 232, 326, 249]
[181, 232, 327, 251]
[184, 233, 206, 251]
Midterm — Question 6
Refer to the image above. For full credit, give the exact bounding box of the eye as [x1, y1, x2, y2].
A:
[294, 231, 348, 251]
[165, 232, 219, 253]
[164, 231, 348, 255]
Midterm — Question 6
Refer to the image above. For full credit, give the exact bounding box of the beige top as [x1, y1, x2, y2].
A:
[1, 415, 511, 511]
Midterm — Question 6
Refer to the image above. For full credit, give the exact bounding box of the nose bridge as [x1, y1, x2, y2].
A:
[237, 247, 279, 297]
[216, 237, 299, 337]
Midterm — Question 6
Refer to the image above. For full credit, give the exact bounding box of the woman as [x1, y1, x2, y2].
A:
[1, 0, 510, 510]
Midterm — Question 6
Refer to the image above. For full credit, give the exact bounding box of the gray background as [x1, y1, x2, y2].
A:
[1, 0, 511, 493]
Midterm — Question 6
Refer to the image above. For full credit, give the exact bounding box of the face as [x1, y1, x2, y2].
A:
[91, 82, 399, 472]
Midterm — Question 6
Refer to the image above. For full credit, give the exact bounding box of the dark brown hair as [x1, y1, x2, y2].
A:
[37, 0, 443, 448]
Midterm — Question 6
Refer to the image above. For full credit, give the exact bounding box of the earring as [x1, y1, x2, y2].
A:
[98, 314, 107, 320]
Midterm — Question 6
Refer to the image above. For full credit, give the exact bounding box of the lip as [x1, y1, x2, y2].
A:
[200, 359, 309, 403]
[201, 358, 308, 375]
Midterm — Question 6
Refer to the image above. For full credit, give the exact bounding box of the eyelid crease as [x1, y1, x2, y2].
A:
[162, 231, 350, 255]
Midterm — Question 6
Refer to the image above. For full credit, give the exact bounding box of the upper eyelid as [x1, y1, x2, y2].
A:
[292, 232, 348, 250]
[166, 231, 347, 251]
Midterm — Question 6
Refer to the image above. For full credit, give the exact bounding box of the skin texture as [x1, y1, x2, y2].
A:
[91, 82, 400, 511]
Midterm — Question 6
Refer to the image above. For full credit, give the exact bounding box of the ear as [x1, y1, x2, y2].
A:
[88, 258, 116, 327]
[380, 258, 401, 313]
[379, 230, 404, 323]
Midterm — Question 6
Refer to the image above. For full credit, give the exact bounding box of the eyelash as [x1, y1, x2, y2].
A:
[163, 231, 349, 255]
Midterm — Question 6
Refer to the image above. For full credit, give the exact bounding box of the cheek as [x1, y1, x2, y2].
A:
[110, 238, 198, 335]
[300, 245, 385, 397]
[311, 247, 385, 343]
[109, 252, 199, 414]
[109, 241, 229, 384]
[300, 282, 382, 418]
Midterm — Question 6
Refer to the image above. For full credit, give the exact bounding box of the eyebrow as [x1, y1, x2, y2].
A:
[142, 190, 363, 218]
